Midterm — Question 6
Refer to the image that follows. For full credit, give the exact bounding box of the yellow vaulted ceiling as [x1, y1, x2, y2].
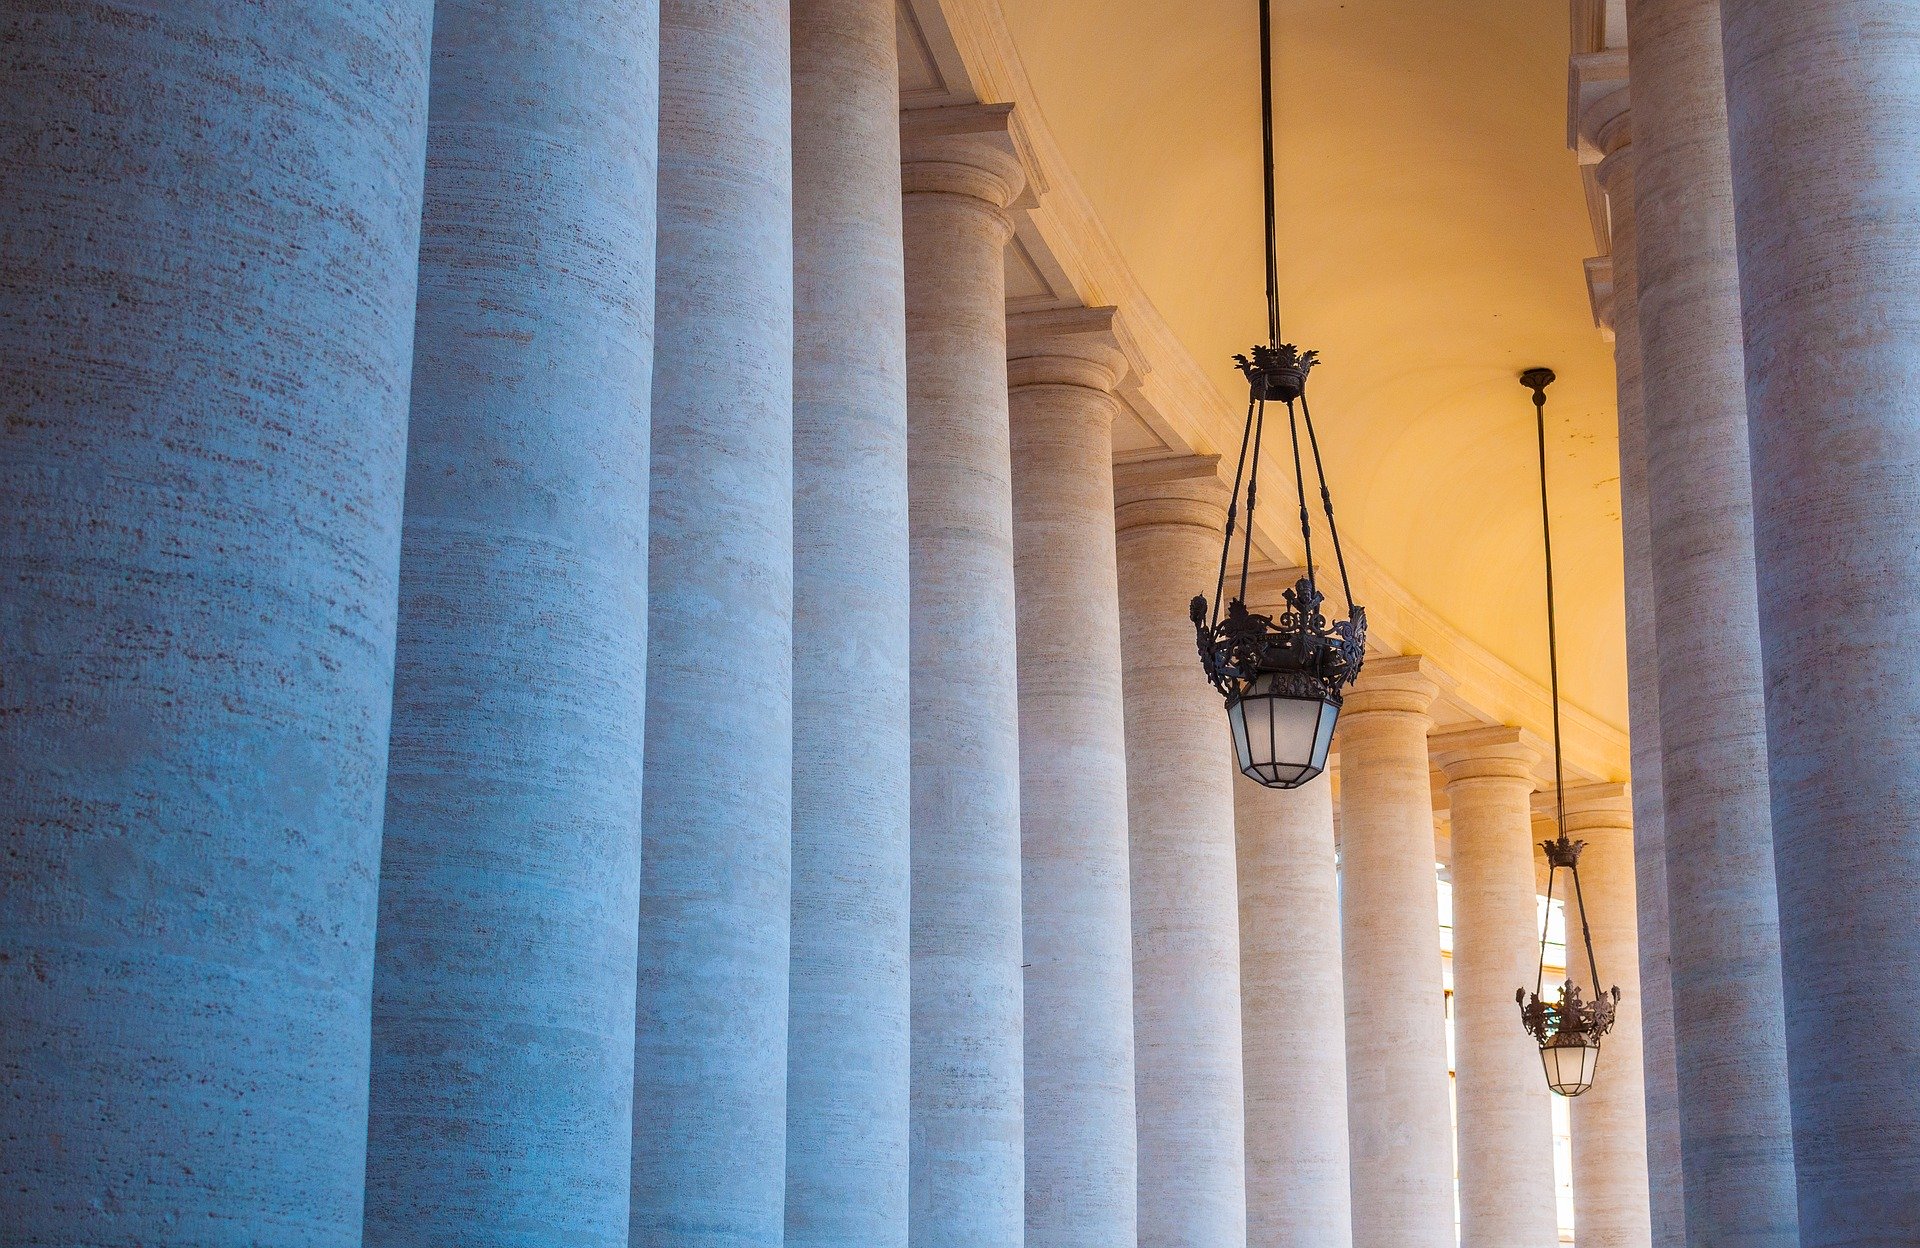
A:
[998, 0, 1627, 733]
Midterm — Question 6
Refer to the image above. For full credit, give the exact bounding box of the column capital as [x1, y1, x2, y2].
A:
[901, 103, 1032, 214]
[1431, 724, 1545, 788]
[1113, 454, 1228, 533]
[1548, 781, 1633, 835]
[1341, 654, 1453, 719]
[1570, 49, 1631, 163]
[1007, 305, 1141, 393]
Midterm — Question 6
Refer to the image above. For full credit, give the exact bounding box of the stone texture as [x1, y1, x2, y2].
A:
[1435, 728, 1559, 1248]
[786, 0, 911, 1242]
[1010, 309, 1138, 1248]
[361, 3, 657, 1244]
[1337, 656, 1455, 1248]
[632, 0, 793, 1241]
[1115, 455, 1248, 1248]
[0, 4, 431, 1242]
[1236, 768, 1353, 1248]
[1623, 7, 1800, 1240]
[902, 104, 1028, 1248]
[1722, 1, 1920, 1239]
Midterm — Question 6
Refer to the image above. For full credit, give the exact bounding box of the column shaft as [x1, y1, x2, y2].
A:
[0, 5, 431, 1241]
[1724, 2, 1920, 1238]
[632, 0, 793, 1241]
[1116, 458, 1247, 1247]
[1011, 314, 1138, 1247]
[786, 0, 911, 1241]
[903, 108, 1027, 1247]
[1238, 770, 1353, 1248]
[364, 3, 656, 1243]
[1337, 658, 1455, 1248]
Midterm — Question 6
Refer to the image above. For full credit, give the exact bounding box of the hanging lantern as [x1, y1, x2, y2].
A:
[1190, 0, 1366, 789]
[1513, 367, 1620, 1097]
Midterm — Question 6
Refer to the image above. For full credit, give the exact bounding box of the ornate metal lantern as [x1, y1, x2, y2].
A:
[1513, 367, 1619, 1097]
[1191, 0, 1366, 789]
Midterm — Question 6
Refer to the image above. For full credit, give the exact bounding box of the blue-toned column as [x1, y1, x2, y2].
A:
[631, 0, 793, 1242]
[0, 3, 431, 1243]
[1010, 307, 1139, 1248]
[902, 103, 1028, 1247]
[785, 0, 911, 1242]
[361, 3, 657, 1245]
[1723, 1, 1920, 1239]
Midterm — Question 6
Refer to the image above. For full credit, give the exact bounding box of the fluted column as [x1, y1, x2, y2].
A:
[0, 6, 431, 1241]
[363, 4, 656, 1244]
[1626, 4, 1800, 1240]
[1433, 727, 1559, 1248]
[1011, 308, 1138, 1247]
[786, 0, 911, 1242]
[1115, 455, 1247, 1247]
[1560, 784, 1653, 1248]
[1723, 3, 1920, 1238]
[632, 0, 792, 1241]
[1237, 765, 1352, 1248]
[902, 103, 1028, 1247]
[1338, 656, 1455, 1248]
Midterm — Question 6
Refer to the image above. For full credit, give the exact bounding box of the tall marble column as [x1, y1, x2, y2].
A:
[902, 103, 1028, 1247]
[1115, 455, 1247, 1247]
[1338, 656, 1456, 1248]
[1723, 2, 1920, 1238]
[632, 1, 792, 1242]
[362, 4, 656, 1244]
[786, 0, 911, 1242]
[1560, 784, 1653, 1248]
[1627, 3, 1800, 1239]
[1237, 767, 1353, 1248]
[0, 5, 431, 1242]
[1433, 727, 1559, 1248]
[1011, 308, 1139, 1247]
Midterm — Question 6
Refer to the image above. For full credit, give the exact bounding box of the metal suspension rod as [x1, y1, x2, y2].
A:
[1298, 394, 1353, 610]
[1259, 0, 1281, 345]
[1212, 392, 1260, 629]
[1238, 398, 1268, 604]
[1286, 399, 1316, 585]
[1525, 369, 1568, 839]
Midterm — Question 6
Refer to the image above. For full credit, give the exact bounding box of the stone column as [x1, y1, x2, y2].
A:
[362, 4, 656, 1245]
[631, 0, 792, 1242]
[1237, 768, 1353, 1248]
[902, 103, 1028, 1247]
[1337, 656, 1456, 1248]
[1115, 455, 1247, 1247]
[1010, 308, 1138, 1248]
[1627, 3, 1800, 1240]
[1723, 2, 1920, 1238]
[1559, 784, 1653, 1248]
[1433, 727, 1559, 1248]
[786, 0, 911, 1242]
[0, 5, 430, 1242]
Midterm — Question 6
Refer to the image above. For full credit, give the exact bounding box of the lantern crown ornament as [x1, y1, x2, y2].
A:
[1513, 367, 1621, 1098]
[1191, 0, 1367, 790]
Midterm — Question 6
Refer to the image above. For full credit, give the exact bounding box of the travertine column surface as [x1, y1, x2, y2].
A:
[1723, 2, 1920, 1239]
[1115, 456, 1248, 1248]
[1599, 137, 1687, 1248]
[903, 104, 1028, 1248]
[632, 0, 793, 1242]
[1625, 5, 1800, 1240]
[1560, 785, 1653, 1248]
[1337, 656, 1456, 1248]
[1434, 728, 1559, 1248]
[1237, 768, 1353, 1248]
[0, 5, 431, 1242]
[786, 1, 911, 1242]
[1011, 309, 1139, 1248]
[363, 4, 656, 1245]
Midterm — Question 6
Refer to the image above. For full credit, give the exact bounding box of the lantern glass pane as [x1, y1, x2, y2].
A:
[1541, 1041, 1600, 1097]
[1229, 675, 1339, 789]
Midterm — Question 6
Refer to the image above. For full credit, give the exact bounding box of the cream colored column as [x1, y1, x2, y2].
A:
[1433, 727, 1559, 1248]
[1625, 3, 1800, 1241]
[1115, 455, 1247, 1248]
[902, 103, 1028, 1248]
[1723, 2, 1920, 1237]
[1010, 307, 1138, 1248]
[1237, 766, 1352, 1248]
[1338, 656, 1455, 1248]
[1560, 784, 1653, 1248]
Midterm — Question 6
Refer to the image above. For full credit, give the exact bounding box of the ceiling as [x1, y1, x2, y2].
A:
[995, 0, 1628, 733]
